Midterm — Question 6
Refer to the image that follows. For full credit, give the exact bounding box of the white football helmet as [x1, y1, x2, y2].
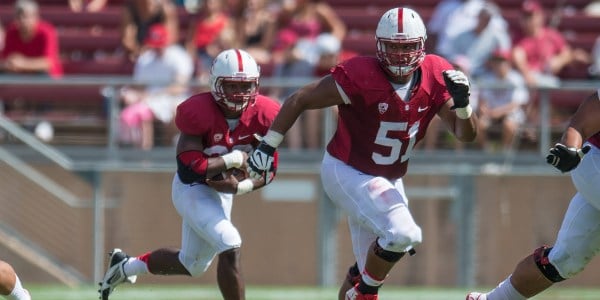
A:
[209, 49, 260, 113]
[375, 7, 427, 78]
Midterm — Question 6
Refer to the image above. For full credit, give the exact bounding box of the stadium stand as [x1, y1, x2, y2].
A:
[0, 0, 193, 146]
[0, 0, 598, 147]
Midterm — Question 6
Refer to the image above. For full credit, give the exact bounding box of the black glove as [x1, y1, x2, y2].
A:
[443, 70, 470, 109]
[546, 143, 591, 173]
[247, 141, 276, 184]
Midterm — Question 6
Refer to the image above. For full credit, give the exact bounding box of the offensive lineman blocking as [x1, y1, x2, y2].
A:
[247, 7, 478, 300]
[98, 49, 280, 300]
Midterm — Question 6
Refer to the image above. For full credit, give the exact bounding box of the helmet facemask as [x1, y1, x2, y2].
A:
[213, 76, 259, 113]
[376, 36, 425, 78]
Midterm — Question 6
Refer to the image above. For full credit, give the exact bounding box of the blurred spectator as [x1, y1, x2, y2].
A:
[0, 18, 5, 52]
[290, 32, 342, 149]
[0, 0, 62, 78]
[441, 2, 511, 78]
[270, 0, 346, 150]
[427, 0, 466, 55]
[185, 0, 234, 85]
[512, 0, 590, 87]
[120, 0, 179, 61]
[476, 50, 529, 151]
[69, 0, 108, 12]
[584, 0, 600, 16]
[436, 0, 507, 57]
[589, 36, 600, 79]
[313, 33, 343, 76]
[234, 0, 278, 65]
[119, 24, 193, 150]
[273, 0, 346, 55]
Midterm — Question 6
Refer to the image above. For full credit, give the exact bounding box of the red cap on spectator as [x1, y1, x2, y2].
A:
[522, 0, 543, 14]
[144, 24, 169, 48]
[491, 49, 511, 62]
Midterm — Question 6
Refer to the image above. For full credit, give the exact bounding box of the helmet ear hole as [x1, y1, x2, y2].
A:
[210, 49, 261, 113]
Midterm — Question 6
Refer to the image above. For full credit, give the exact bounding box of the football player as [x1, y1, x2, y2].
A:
[98, 49, 280, 300]
[247, 7, 478, 300]
[467, 90, 600, 300]
[0, 260, 30, 300]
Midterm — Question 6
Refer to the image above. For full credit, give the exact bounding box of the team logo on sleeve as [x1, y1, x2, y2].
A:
[213, 133, 223, 143]
[378, 102, 389, 114]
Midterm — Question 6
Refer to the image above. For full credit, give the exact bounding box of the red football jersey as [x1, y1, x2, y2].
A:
[587, 90, 600, 149]
[328, 54, 453, 179]
[175, 93, 280, 156]
[588, 132, 600, 149]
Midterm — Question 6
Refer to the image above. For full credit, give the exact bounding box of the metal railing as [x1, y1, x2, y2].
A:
[1, 74, 598, 154]
[0, 75, 598, 286]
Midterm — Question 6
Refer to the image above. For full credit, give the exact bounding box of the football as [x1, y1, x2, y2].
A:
[211, 168, 248, 181]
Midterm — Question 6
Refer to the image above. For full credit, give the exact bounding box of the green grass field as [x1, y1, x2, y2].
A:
[24, 284, 600, 300]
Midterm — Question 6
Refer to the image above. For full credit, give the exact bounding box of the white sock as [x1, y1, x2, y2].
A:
[487, 276, 527, 300]
[361, 270, 385, 287]
[123, 257, 149, 277]
[6, 275, 30, 300]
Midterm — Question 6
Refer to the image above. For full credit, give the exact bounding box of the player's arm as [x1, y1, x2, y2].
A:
[561, 92, 600, 147]
[175, 133, 247, 184]
[270, 74, 345, 136]
[247, 75, 344, 181]
[438, 70, 478, 143]
[546, 91, 600, 172]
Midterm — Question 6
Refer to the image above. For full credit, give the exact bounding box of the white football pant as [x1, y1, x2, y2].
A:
[320, 152, 422, 272]
[171, 174, 242, 277]
[550, 143, 600, 278]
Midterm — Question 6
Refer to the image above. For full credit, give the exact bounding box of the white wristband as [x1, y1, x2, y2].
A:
[455, 105, 473, 119]
[236, 179, 254, 195]
[263, 130, 284, 148]
[222, 150, 244, 169]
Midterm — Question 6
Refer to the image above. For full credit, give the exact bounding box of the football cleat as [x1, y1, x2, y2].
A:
[466, 292, 487, 300]
[98, 248, 137, 300]
[345, 285, 378, 300]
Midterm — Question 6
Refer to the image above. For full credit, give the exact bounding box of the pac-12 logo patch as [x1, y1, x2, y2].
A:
[213, 133, 223, 143]
[378, 102, 389, 114]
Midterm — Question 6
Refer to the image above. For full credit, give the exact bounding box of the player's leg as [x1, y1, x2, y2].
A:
[173, 176, 245, 300]
[346, 201, 419, 299]
[501, 117, 518, 150]
[217, 248, 245, 300]
[0, 260, 29, 300]
[98, 248, 142, 300]
[338, 262, 360, 300]
[468, 192, 600, 300]
[469, 149, 600, 300]
[321, 153, 421, 299]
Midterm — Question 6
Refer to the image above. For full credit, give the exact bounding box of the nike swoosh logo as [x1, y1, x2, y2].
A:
[238, 134, 251, 140]
[418, 106, 429, 112]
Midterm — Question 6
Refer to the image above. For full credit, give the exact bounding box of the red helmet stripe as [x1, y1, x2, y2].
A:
[397, 8, 404, 33]
[235, 49, 244, 72]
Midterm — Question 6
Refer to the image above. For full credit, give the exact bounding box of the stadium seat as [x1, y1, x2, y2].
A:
[558, 14, 600, 33]
[342, 34, 375, 55]
[62, 58, 134, 75]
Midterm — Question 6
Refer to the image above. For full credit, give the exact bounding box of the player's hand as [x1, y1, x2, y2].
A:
[546, 143, 591, 173]
[247, 141, 276, 184]
[443, 70, 470, 109]
[206, 173, 241, 194]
